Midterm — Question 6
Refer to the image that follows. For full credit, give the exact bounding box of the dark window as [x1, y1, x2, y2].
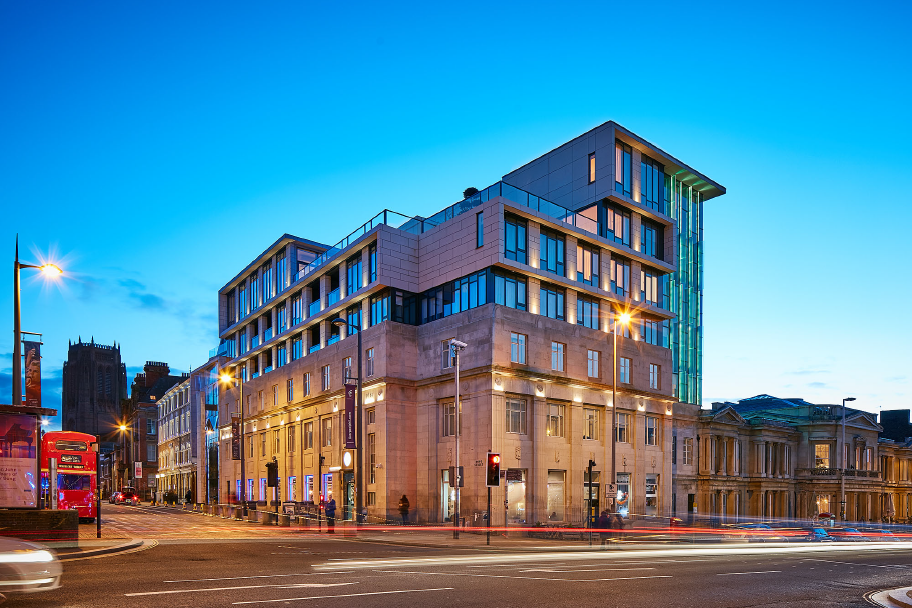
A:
[494, 271, 527, 311]
[540, 229, 565, 277]
[504, 215, 527, 264]
[420, 269, 487, 323]
[640, 154, 665, 214]
[291, 334, 303, 360]
[640, 318, 669, 347]
[370, 293, 389, 326]
[577, 297, 600, 330]
[615, 140, 632, 197]
[640, 219, 663, 261]
[347, 305, 361, 334]
[391, 289, 417, 325]
[539, 284, 565, 320]
[476, 211, 484, 248]
[369, 243, 377, 283]
[291, 292, 302, 325]
[346, 254, 362, 296]
[276, 251, 288, 293]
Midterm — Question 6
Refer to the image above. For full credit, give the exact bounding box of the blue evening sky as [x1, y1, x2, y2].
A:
[2, 1, 909, 429]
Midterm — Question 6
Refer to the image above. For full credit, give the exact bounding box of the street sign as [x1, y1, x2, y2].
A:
[606, 483, 616, 497]
[505, 469, 522, 482]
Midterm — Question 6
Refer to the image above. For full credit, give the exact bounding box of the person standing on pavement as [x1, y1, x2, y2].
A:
[185, 489, 192, 505]
[398, 495, 410, 524]
[325, 497, 337, 533]
[597, 510, 611, 546]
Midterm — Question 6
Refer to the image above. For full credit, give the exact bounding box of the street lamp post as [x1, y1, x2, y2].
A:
[12, 236, 62, 406]
[118, 424, 128, 490]
[448, 339, 467, 539]
[332, 317, 363, 524]
[610, 312, 631, 514]
[220, 370, 246, 515]
[840, 397, 856, 522]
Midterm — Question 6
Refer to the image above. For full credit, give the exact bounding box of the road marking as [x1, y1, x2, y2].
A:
[126, 583, 355, 596]
[804, 559, 910, 569]
[375, 570, 671, 583]
[165, 573, 352, 583]
[520, 567, 655, 573]
[716, 570, 781, 576]
[232, 587, 455, 604]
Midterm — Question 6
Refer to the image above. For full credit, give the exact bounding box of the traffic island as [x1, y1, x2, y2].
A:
[0, 509, 78, 543]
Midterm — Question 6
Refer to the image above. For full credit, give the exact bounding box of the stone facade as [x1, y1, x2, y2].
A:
[61, 338, 127, 438]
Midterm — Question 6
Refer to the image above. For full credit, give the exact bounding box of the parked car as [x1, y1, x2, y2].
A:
[829, 527, 870, 542]
[0, 537, 62, 600]
[108, 491, 121, 504]
[115, 488, 139, 505]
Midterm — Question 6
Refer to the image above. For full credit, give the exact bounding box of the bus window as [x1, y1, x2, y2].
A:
[58, 474, 91, 491]
[55, 440, 88, 452]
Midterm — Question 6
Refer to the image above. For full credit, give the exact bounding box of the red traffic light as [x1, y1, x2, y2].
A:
[491, 455, 500, 464]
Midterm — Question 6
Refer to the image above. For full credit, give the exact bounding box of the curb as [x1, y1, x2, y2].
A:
[871, 586, 912, 608]
[58, 538, 148, 561]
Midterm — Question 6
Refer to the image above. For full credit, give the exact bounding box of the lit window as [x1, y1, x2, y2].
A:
[645, 416, 658, 446]
[587, 350, 599, 378]
[583, 408, 599, 440]
[588, 152, 596, 184]
[547, 403, 565, 437]
[510, 333, 526, 364]
[551, 342, 565, 372]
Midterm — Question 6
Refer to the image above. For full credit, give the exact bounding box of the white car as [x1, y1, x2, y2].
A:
[0, 537, 62, 599]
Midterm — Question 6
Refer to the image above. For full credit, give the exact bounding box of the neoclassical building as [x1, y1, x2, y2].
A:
[212, 122, 725, 523]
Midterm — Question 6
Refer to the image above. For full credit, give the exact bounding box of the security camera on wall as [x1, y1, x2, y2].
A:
[449, 339, 467, 350]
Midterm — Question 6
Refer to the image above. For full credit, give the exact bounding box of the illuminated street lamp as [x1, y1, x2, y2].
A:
[12, 236, 63, 406]
[117, 423, 130, 490]
[609, 311, 633, 516]
[220, 370, 247, 515]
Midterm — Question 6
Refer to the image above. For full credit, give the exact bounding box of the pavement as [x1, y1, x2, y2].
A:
[8, 506, 907, 607]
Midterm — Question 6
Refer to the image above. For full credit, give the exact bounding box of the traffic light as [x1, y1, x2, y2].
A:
[266, 459, 278, 488]
[486, 452, 501, 487]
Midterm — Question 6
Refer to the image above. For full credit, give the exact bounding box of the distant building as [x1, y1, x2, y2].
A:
[880, 409, 912, 442]
[61, 338, 127, 439]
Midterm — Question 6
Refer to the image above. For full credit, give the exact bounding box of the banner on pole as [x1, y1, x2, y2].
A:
[134, 461, 142, 479]
[23, 341, 41, 407]
[344, 383, 357, 449]
[231, 415, 241, 460]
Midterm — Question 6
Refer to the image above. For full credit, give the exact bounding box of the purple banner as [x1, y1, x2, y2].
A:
[23, 341, 41, 407]
[231, 415, 241, 460]
[344, 383, 356, 449]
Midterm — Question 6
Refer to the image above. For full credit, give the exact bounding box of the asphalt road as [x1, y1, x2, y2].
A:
[8, 507, 912, 607]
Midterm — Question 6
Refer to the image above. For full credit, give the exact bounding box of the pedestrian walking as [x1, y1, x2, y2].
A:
[325, 498, 337, 533]
[185, 489, 192, 505]
[398, 494, 410, 524]
[597, 510, 611, 546]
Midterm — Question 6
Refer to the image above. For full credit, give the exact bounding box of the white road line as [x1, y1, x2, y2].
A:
[804, 559, 910, 569]
[520, 567, 655, 573]
[375, 570, 671, 583]
[125, 583, 355, 596]
[232, 587, 455, 604]
[165, 573, 352, 583]
[716, 570, 782, 576]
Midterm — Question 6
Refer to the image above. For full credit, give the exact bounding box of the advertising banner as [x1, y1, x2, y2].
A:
[134, 461, 142, 479]
[23, 341, 41, 407]
[0, 414, 38, 508]
[344, 384, 356, 449]
[231, 415, 240, 460]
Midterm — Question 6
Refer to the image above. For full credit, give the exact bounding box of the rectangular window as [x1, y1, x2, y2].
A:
[370, 293, 389, 326]
[587, 350, 599, 378]
[272, 385, 278, 406]
[504, 216, 527, 264]
[510, 333, 526, 364]
[505, 398, 527, 434]
[640, 222, 660, 259]
[649, 364, 659, 390]
[368, 433, 376, 484]
[645, 416, 658, 446]
[292, 334, 303, 361]
[347, 305, 361, 335]
[287, 378, 294, 402]
[814, 444, 830, 468]
[346, 254, 362, 297]
[672, 435, 677, 464]
[588, 152, 596, 184]
[441, 340, 456, 370]
[641, 318, 669, 347]
[551, 342, 565, 372]
[366, 348, 375, 377]
[539, 229, 565, 277]
[147, 444, 156, 462]
[260, 478, 267, 502]
[147, 419, 156, 435]
[540, 285, 565, 320]
[577, 297, 599, 330]
[616, 412, 630, 443]
[277, 251, 288, 293]
[369, 243, 377, 283]
[547, 403, 565, 438]
[322, 418, 332, 447]
[476, 211, 484, 248]
[343, 357, 352, 383]
[615, 140, 632, 197]
[303, 372, 311, 397]
[304, 421, 314, 450]
[276, 344, 287, 368]
[619, 357, 631, 384]
[442, 402, 461, 437]
[277, 304, 287, 333]
[262, 262, 274, 302]
[321, 365, 330, 391]
[260, 432, 267, 457]
[248, 436, 254, 458]
[683, 437, 694, 465]
[367, 491, 376, 506]
[494, 272, 527, 311]
[287, 425, 295, 452]
[576, 244, 599, 287]
[603, 205, 631, 247]
[641, 269, 661, 307]
[273, 429, 280, 453]
[640, 154, 665, 214]
[583, 408, 599, 440]
[548, 470, 565, 520]
[611, 258, 630, 297]
[366, 408, 375, 424]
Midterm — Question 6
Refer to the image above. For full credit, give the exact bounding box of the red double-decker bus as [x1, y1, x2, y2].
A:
[41, 431, 97, 521]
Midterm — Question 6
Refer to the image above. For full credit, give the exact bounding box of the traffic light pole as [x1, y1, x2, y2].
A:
[487, 487, 491, 546]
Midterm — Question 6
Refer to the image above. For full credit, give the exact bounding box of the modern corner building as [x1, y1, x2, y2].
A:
[213, 121, 725, 524]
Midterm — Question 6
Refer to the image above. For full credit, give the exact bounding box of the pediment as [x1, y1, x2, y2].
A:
[846, 412, 882, 432]
[709, 406, 748, 426]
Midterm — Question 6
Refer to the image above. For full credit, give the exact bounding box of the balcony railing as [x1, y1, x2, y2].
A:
[326, 288, 340, 307]
[308, 299, 322, 317]
[264, 328, 273, 342]
[327, 335, 340, 346]
[250, 335, 259, 349]
[308, 344, 321, 354]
